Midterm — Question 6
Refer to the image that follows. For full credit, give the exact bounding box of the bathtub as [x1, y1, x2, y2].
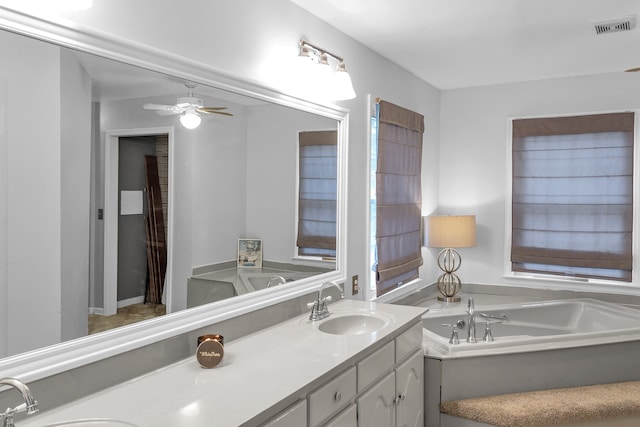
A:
[236, 271, 319, 292]
[422, 298, 640, 357]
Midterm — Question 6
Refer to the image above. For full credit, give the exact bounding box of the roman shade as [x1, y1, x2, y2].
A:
[511, 112, 634, 281]
[297, 130, 337, 257]
[374, 100, 424, 296]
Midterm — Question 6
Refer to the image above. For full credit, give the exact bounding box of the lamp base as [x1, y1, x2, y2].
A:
[436, 248, 463, 302]
[437, 295, 461, 303]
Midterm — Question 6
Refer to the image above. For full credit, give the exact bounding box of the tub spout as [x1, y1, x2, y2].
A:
[467, 298, 477, 343]
[266, 276, 286, 288]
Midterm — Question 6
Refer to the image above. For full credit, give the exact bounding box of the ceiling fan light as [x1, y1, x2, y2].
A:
[180, 111, 202, 129]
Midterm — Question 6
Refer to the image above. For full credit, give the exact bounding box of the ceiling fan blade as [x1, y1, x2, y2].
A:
[197, 107, 233, 116]
[198, 107, 228, 112]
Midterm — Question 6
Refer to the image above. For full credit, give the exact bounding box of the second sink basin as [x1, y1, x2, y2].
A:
[318, 312, 390, 335]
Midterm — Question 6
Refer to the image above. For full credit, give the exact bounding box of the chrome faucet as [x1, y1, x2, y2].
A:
[266, 275, 286, 288]
[0, 377, 38, 427]
[466, 298, 477, 343]
[307, 281, 344, 321]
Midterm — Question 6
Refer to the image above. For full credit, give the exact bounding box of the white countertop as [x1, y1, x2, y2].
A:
[20, 300, 426, 427]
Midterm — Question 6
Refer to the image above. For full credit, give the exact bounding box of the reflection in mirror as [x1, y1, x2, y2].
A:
[0, 26, 339, 360]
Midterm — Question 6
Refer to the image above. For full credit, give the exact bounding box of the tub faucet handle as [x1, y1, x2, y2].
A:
[441, 321, 464, 345]
[482, 323, 494, 342]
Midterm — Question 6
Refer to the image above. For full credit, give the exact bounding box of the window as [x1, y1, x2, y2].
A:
[370, 100, 424, 296]
[511, 112, 635, 282]
[297, 130, 337, 258]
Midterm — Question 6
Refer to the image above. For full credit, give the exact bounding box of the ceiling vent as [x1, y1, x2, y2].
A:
[592, 15, 636, 35]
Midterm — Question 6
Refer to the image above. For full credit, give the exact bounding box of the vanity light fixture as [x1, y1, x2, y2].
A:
[180, 110, 202, 129]
[426, 215, 476, 302]
[297, 39, 356, 101]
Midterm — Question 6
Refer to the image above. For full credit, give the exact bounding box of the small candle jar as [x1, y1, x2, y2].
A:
[196, 334, 224, 368]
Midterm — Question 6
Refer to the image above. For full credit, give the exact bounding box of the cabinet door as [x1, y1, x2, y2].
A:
[395, 350, 424, 427]
[357, 371, 396, 427]
[326, 404, 357, 427]
[261, 399, 307, 427]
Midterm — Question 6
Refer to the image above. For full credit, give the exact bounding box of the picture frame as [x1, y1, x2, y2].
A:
[237, 238, 263, 268]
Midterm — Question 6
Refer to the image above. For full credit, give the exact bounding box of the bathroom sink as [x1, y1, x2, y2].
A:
[318, 312, 390, 335]
[42, 419, 137, 427]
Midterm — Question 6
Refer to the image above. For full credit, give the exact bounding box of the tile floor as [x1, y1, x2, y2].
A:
[88, 303, 166, 334]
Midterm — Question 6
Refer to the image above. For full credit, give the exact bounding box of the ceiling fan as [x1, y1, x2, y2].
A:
[143, 83, 233, 129]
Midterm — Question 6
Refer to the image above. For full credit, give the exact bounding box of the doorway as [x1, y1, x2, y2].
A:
[103, 127, 173, 318]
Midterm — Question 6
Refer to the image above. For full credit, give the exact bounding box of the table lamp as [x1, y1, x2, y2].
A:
[426, 215, 476, 302]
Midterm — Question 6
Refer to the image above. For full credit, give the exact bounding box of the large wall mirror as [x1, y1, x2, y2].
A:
[0, 8, 347, 376]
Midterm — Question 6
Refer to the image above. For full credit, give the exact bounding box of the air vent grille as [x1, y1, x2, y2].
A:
[592, 15, 636, 35]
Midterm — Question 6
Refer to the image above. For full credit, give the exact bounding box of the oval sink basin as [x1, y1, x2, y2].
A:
[43, 419, 137, 427]
[318, 313, 389, 335]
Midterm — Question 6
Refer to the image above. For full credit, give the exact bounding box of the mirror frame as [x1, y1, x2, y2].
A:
[0, 6, 349, 382]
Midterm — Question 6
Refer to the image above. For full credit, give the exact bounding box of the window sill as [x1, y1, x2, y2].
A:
[290, 256, 336, 269]
[502, 272, 640, 296]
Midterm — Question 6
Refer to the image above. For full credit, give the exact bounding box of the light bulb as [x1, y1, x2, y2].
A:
[314, 52, 333, 86]
[180, 111, 202, 129]
[332, 61, 356, 100]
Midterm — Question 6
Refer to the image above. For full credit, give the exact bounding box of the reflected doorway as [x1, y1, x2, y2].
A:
[103, 127, 173, 324]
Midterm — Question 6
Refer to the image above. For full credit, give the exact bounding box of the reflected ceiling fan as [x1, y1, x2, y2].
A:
[143, 83, 232, 129]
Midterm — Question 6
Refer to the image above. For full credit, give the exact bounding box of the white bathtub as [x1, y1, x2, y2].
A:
[236, 271, 318, 292]
[422, 298, 640, 357]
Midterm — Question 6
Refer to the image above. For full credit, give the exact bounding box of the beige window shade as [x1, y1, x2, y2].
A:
[375, 100, 424, 296]
[512, 112, 634, 281]
[297, 130, 337, 258]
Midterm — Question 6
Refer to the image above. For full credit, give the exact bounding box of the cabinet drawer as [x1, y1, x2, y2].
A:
[325, 403, 357, 427]
[395, 321, 423, 363]
[357, 340, 394, 391]
[261, 399, 307, 427]
[309, 366, 357, 427]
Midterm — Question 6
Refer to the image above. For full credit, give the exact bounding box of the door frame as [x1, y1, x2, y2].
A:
[103, 126, 174, 316]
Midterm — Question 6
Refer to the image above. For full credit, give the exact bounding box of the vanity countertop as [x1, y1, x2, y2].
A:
[19, 300, 427, 427]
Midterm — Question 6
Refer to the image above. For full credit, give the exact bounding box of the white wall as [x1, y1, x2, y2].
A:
[439, 72, 640, 289]
[60, 48, 92, 341]
[190, 103, 247, 268]
[0, 30, 63, 356]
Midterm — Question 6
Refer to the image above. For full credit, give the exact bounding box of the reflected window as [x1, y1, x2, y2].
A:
[296, 130, 337, 259]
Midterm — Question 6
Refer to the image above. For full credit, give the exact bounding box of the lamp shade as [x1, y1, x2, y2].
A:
[427, 215, 476, 248]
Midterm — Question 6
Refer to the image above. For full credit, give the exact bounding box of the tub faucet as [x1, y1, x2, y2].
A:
[466, 298, 477, 343]
[0, 377, 38, 427]
[266, 276, 286, 288]
[307, 280, 344, 321]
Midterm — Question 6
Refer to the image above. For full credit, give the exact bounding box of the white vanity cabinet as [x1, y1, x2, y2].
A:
[356, 322, 424, 427]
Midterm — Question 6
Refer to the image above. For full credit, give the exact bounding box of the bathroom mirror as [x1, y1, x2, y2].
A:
[0, 8, 347, 365]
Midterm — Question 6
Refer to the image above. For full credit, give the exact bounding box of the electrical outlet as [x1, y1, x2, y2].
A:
[352, 274, 359, 295]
